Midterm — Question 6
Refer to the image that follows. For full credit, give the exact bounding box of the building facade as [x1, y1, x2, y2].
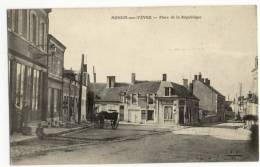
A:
[62, 69, 89, 124]
[246, 56, 258, 117]
[90, 73, 199, 125]
[191, 73, 226, 122]
[47, 34, 66, 126]
[8, 9, 51, 133]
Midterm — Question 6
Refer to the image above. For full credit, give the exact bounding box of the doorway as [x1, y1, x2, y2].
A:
[179, 106, 184, 124]
[147, 110, 154, 120]
[119, 105, 124, 121]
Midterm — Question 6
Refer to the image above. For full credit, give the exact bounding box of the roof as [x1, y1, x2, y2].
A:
[171, 82, 198, 100]
[48, 34, 66, 50]
[89, 83, 130, 102]
[126, 81, 161, 95]
[205, 83, 225, 97]
[193, 79, 225, 98]
[90, 80, 198, 102]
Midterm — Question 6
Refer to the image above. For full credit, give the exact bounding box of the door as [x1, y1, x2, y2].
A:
[147, 110, 154, 120]
[179, 106, 184, 124]
[119, 105, 124, 121]
[128, 109, 138, 123]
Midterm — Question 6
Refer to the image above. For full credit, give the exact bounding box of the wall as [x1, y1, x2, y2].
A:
[157, 98, 179, 125]
[217, 95, 226, 121]
[247, 103, 258, 116]
[8, 9, 50, 133]
[192, 80, 217, 114]
[62, 78, 80, 123]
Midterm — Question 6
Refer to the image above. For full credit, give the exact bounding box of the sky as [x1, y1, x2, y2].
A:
[48, 6, 258, 99]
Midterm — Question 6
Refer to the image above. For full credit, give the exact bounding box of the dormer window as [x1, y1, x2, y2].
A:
[148, 94, 154, 104]
[165, 87, 170, 96]
[120, 92, 126, 103]
[132, 94, 137, 105]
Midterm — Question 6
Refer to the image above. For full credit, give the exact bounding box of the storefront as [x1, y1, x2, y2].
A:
[9, 52, 48, 133]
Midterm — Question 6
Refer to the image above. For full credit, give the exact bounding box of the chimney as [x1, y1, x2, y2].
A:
[198, 72, 202, 81]
[131, 73, 136, 84]
[162, 74, 167, 81]
[255, 56, 258, 69]
[189, 83, 193, 92]
[205, 78, 210, 86]
[83, 64, 87, 72]
[183, 79, 189, 89]
[93, 73, 96, 83]
[194, 75, 198, 80]
[87, 74, 90, 86]
[93, 66, 96, 83]
[107, 76, 115, 88]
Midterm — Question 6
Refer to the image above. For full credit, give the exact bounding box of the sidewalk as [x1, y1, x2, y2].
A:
[10, 123, 92, 145]
[119, 121, 187, 131]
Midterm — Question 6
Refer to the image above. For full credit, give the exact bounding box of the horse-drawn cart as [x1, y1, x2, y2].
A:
[94, 111, 119, 129]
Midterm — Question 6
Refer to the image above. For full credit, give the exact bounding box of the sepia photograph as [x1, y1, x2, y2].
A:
[4, 4, 259, 166]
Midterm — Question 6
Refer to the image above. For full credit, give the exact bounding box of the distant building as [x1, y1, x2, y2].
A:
[190, 73, 226, 122]
[245, 56, 258, 117]
[47, 34, 66, 126]
[251, 56, 258, 96]
[224, 100, 235, 120]
[90, 73, 200, 125]
[62, 69, 89, 123]
[8, 9, 51, 133]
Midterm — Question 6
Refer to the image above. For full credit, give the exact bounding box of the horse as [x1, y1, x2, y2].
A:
[95, 111, 119, 129]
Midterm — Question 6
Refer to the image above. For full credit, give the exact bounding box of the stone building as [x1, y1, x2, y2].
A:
[190, 73, 226, 122]
[90, 73, 199, 125]
[89, 76, 130, 121]
[245, 56, 258, 117]
[47, 34, 66, 126]
[62, 69, 89, 123]
[8, 9, 51, 133]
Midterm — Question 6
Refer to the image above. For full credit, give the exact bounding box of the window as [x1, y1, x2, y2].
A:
[120, 95, 124, 103]
[15, 63, 21, 107]
[57, 59, 61, 75]
[165, 87, 170, 96]
[164, 106, 175, 120]
[21, 10, 27, 38]
[148, 94, 153, 104]
[147, 110, 154, 120]
[141, 110, 147, 120]
[48, 88, 51, 115]
[25, 67, 32, 105]
[13, 10, 19, 33]
[53, 89, 57, 114]
[32, 70, 39, 111]
[132, 94, 137, 105]
[40, 22, 45, 50]
[32, 14, 37, 44]
[7, 10, 12, 29]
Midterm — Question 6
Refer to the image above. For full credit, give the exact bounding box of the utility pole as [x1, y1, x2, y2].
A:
[78, 54, 84, 124]
[92, 66, 96, 122]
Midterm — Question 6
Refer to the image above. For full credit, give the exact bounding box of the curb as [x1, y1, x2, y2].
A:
[11, 125, 91, 146]
[45, 125, 90, 137]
